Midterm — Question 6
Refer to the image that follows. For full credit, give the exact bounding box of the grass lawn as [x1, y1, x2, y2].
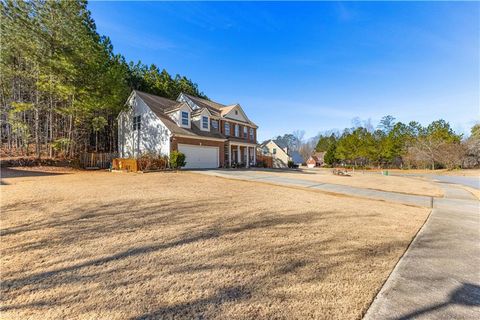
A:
[1, 168, 429, 319]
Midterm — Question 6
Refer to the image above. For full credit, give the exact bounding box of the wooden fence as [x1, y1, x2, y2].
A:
[80, 152, 117, 169]
[112, 158, 138, 172]
[256, 154, 273, 168]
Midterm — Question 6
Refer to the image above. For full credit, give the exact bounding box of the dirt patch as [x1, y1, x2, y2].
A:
[1, 169, 429, 319]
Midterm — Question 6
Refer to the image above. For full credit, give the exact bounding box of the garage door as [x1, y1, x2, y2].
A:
[178, 144, 219, 169]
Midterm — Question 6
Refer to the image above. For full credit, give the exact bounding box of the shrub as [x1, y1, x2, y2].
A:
[138, 153, 168, 171]
[169, 151, 186, 169]
[288, 160, 294, 168]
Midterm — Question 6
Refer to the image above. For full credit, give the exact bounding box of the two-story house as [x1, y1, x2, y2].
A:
[118, 90, 258, 169]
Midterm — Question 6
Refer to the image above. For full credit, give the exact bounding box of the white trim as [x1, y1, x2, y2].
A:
[228, 141, 258, 147]
[223, 104, 258, 127]
[174, 134, 227, 142]
[221, 117, 258, 128]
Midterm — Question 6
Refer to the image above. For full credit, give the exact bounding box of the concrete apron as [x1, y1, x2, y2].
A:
[363, 182, 480, 320]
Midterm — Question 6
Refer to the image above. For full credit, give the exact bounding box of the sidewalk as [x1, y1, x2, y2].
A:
[364, 183, 480, 319]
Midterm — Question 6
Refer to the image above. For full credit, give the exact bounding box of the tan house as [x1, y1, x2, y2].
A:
[118, 90, 258, 168]
[259, 140, 290, 168]
[307, 152, 325, 168]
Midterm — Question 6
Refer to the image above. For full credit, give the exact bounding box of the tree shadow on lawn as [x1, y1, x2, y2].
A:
[0, 167, 70, 179]
[1, 195, 409, 319]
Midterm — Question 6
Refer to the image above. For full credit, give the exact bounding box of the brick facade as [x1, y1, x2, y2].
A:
[171, 136, 226, 167]
[219, 119, 257, 143]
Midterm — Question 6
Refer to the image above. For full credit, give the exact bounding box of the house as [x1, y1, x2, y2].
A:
[306, 152, 325, 168]
[259, 139, 301, 168]
[118, 90, 258, 169]
[290, 151, 304, 166]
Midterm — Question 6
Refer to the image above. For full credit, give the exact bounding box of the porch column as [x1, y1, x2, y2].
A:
[237, 145, 240, 164]
[253, 146, 256, 165]
[246, 146, 250, 168]
[228, 143, 232, 167]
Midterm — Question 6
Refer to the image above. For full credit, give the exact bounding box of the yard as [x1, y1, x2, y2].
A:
[1, 168, 429, 319]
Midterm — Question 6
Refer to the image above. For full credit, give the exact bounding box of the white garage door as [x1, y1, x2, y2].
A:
[178, 144, 219, 169]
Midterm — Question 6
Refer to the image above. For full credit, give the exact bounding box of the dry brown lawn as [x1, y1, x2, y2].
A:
[261, 168, 443, 197]
[1, 168, 429, 320]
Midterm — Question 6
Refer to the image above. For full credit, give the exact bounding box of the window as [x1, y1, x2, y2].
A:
[225, 122, 230, 136]
[273, 148, 277, 155]
[235, 110, 238, 115]
[211, 120, 218, 130]
[243, 126, 247, 139]
[250, 128, 254, 140]
[133, 115, 141, 131]
[234, 124, 239, 137]
[181, 111, 189, 126]
[202, 116, 209, 129]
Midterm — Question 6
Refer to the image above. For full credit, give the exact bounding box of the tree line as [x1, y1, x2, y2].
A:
[1, 0, 207, 158]
[315, 116, 479, 169]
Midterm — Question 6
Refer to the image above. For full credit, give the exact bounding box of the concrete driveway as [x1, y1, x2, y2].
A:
[196, 169, 435, 207]
[192, 168, 480, 320]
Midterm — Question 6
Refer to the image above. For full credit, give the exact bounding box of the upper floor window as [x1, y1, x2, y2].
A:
[250, 128, 254, 140]
[211, 120, 219, 130]
[202, 116, 209, 129]
[133, 115, 141, 131]
[243, 126, 247, 138]
[181, 111, 189, 126]
[234, 124, 239, 137]
[235, 110, 238, 115]
[225, 122, 230, 136]
[273, 148, 277, 154]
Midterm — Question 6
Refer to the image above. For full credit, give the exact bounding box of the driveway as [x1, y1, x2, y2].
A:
[192, 168, 480, 319]
[195, 169, 435, 207]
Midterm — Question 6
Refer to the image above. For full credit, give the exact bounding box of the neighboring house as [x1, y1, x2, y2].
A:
[306, 151, 325, 168]
[118, 90, 258, 169]
[290, 151, 304, 166]
[259, 139, 299, 168]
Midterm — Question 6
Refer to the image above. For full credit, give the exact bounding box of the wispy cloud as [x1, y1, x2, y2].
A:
[95, 19, 177, 52]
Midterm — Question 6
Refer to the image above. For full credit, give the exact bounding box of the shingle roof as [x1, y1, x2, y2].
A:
[133, 90, 226, 140]
[135, 90, 181, 112]
[260, 139, 287, 151]
[182, 93, 226, 111]
[273, 139, 288, 150]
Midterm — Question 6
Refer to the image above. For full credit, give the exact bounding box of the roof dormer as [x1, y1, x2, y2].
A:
[192, 108, 212, 132]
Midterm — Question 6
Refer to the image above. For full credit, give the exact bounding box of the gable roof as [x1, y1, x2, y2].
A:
[181, 93, 257, 127]
[260, 139, 288, 153]
[132, 90, 225, 140]
[135, 90, 181, 112]
[182, 93, 226, 111]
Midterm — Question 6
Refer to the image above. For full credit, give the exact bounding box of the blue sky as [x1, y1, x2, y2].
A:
[89, 1, 479, 141]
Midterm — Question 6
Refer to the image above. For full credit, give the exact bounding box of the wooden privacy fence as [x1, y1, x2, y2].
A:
[256, 154, 273, 168]
[112, 158, 138, 172]
[80, 152, 117, 169]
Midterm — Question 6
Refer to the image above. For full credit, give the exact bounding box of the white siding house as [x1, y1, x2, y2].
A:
[118, 93, 171, 158]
